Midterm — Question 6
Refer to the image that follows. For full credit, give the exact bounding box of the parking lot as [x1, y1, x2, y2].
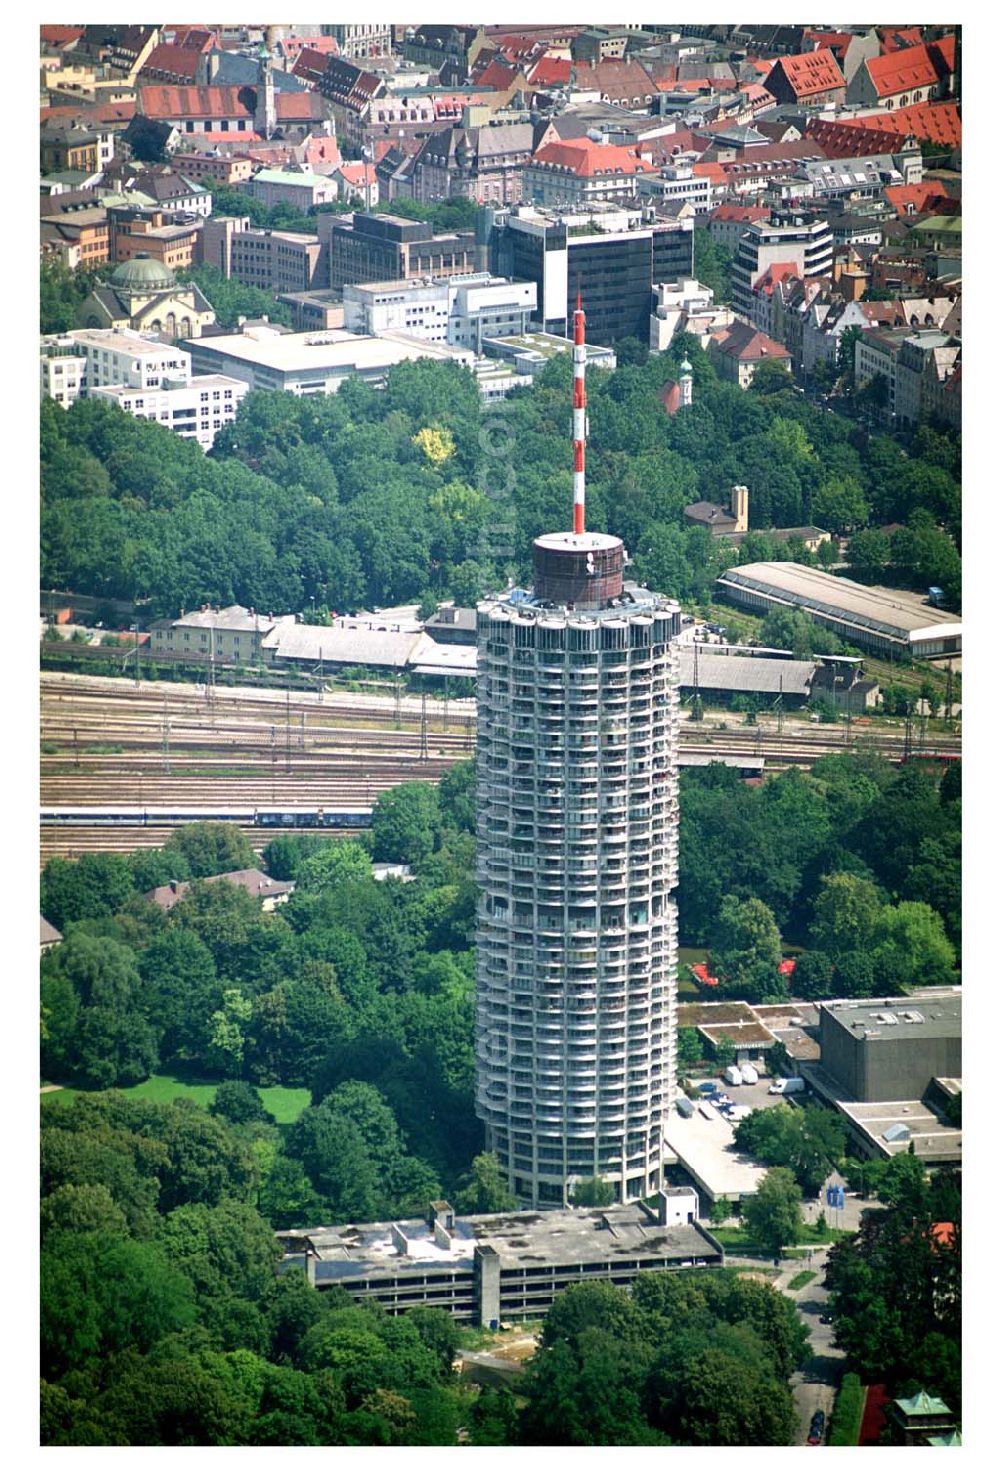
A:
[694, 1073, 804, 1117]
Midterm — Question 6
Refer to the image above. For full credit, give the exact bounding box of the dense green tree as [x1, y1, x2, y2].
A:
[371, 782, 441, 864]
[160, 823, 257, 880]
[710, 894, 783, 992]
[743, 1168, 802, 1258]
[809, 872, 883, 957]
[41, 1230, 197, 1379]
[155, 1198, 281, 1305]
[735, 1106, 845, 1195]
[40, 1183, 128, 1241]
[209, 1080, 274, 1127]
[294, 840, 371, 891]
[138, 928, 220, 1064]
[453, 1152, 517, 1214]
[41, 854, 134, 930]
[571, 1176, 616, 1207]
[871, 900, 956, 990]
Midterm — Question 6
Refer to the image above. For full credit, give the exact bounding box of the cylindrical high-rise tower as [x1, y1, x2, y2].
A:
[475, 308, 681, 1207]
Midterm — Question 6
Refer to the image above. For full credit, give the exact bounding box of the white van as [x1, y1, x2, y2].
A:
[768, 1076, 806, 1095]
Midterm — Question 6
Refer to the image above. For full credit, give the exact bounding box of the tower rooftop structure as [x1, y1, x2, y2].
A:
[474, 297, 682, 1208]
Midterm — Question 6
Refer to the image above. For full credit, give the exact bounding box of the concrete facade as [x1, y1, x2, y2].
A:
[343, 273, 537, 352]
[278, 1197, 722, 1324]
[476, 533, 681, 1207]
[817, 996, 961, 1103]
[731, 211, 833, 318]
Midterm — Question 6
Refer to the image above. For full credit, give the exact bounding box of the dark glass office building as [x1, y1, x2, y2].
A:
[490, 207, 694, 345]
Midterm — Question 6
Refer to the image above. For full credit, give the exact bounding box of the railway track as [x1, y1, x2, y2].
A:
[39, 825, 358, 863]
[39, 672, 960, 866]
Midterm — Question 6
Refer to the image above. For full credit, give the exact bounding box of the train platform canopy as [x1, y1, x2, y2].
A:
[407, 634, 477, 678]
[677, 648, 816, 697]
[262, 622, 475, 677]
[716, 562, 961, 658]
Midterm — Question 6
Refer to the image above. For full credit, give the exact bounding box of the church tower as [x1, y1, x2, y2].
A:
[679, 356, 693, 408]
[255, 43, 276, 140]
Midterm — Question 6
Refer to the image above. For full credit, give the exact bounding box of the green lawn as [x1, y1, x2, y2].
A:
[829, 1373, 865, 1446]
[41, 1074, 311, 1124]
[787, 1269, 817, 1291]
[711, 1224, 852, 1257]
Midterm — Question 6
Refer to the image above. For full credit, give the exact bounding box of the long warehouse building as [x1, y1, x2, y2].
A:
[716, 562, 961, 659]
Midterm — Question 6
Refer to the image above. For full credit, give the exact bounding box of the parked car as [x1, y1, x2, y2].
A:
[808, 1410, 826, 1445]
[697, 1082, 719, 1094]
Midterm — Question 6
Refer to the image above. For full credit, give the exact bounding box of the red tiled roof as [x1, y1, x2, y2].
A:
[573, 58, 657, 101]
[804, 116, 917, 158]
[527, 55, 571, 87]
[139, 84, 325, 123]
[279, 35, 341, 60]
[473, 58, 521, 91]
[139, 84, 250, 119]
[711, 203, 769, 222]
[863, 42, 951, 98]
[140, 44, 205, 82]
[531, 138, 655, 177]
[292, 47, 332, 84]
[170, 28, 217, 49]
[885, 181, 958, 217]
[337, 161, 376, 186]
[303, 135, 342, 168]
[930, 1221, 956, 1247]
[802, 30, 854, 61]
[811, 102, 961, 150]
[878, 26, 923, 53]
[41, 25, 84, 48]
[711, 322, 791, 361]
[41, 100, 137, 126]
[767, 47, 846, 99]
[930, 35, 956, 73]
[693, 161, 727, 186]
[275, 92, 326, 121]
[755, 260, 799, 294]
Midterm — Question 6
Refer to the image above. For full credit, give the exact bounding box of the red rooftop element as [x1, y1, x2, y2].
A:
[532, 137, 656, 177]
[862, 39, 955, 99]
[527, 55, 572, 87]
[754, 261, 799, 295]
[885, 181, 958, 217]
[41, 25, 85, 49]
[802, 30, 854, 62]
[766, 47, 846, 100]
[878, 26, 924, 53]
[711, 203, 770, 223]
[473, 57, 521, 91]
[658, 380, 682, 416]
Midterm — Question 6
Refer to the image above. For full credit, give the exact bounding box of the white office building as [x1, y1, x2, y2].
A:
[731, 210, 833, 318]
[89, 373, 248, 450]
[343, 273, 537, 353]
[476, 532, 682, 1207]
[39, 327, 248, 448]
[40, 327, 193, 407]
[636, 164, 713, 214]
[188, 324, 476, 396]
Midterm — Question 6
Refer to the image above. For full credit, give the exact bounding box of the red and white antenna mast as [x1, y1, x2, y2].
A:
[572, 292, 587, 535]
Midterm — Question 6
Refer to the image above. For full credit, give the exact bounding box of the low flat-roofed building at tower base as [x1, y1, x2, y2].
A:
[278, 1196, 723, 1325]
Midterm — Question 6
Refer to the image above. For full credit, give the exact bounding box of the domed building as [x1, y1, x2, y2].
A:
[78, 253, 216, 338]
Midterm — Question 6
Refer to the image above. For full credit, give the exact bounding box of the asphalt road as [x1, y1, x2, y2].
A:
[783, 1249, 843, 1445]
